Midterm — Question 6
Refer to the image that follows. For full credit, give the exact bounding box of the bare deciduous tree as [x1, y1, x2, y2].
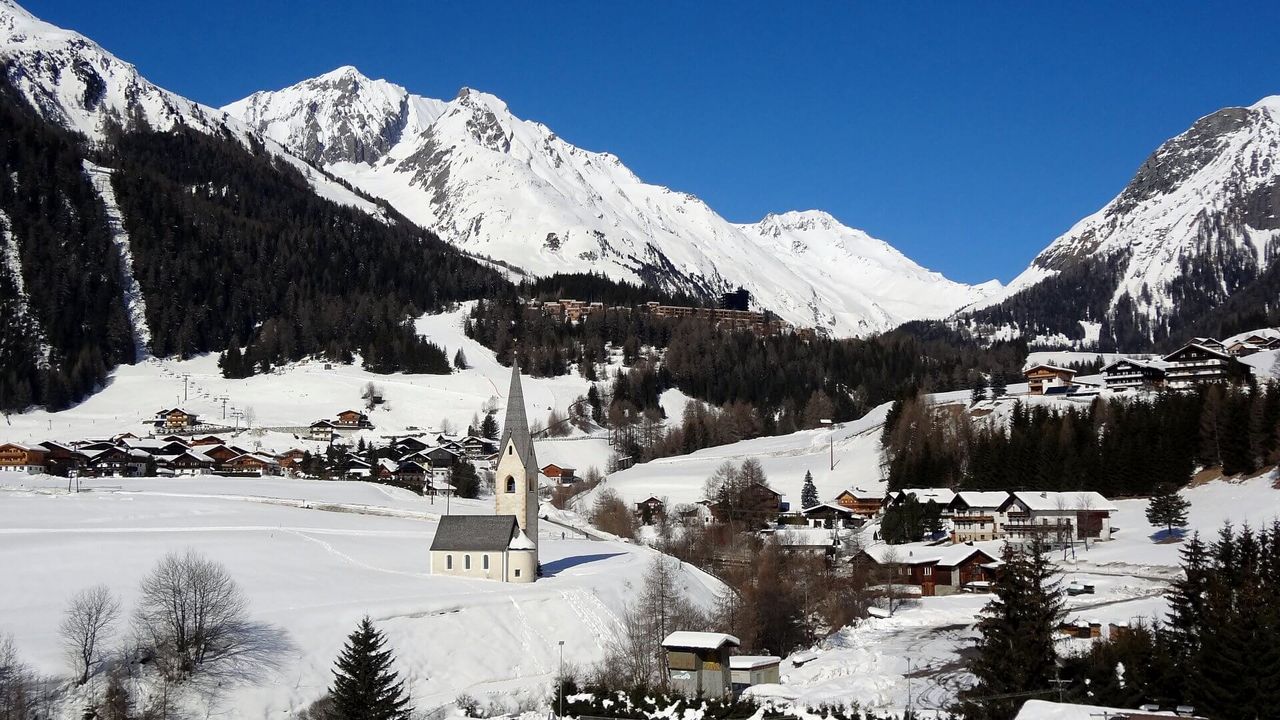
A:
[133, 551, 253, 679]
[59, 584, 121, 684]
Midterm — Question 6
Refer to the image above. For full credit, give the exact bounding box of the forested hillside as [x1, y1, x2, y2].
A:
[0, 80, 134, 410]
[0, 76, 507, 412]
[883, 382, 1280, 496]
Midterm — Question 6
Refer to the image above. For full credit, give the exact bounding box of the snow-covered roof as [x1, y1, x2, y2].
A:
[1014, 699, 1197, 719]
[1023, 363, 1077, 375]
[661, 631, 740, 650]
[1008, 491, 1116, 512]
[890, 488, 956, 505]
[864, 542, 998, 568]
[507, 530, 536, 551]
[772, 529, 842, 547]
[800, 502, 856, 515]
[1101, 357, 1169, 372]
[729, 655, 780, 670]
[951, 491, 1010, 509]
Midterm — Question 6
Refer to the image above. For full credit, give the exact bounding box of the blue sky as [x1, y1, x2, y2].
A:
[24, 1, 1280, 284]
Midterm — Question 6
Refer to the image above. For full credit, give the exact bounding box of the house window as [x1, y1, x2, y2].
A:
[483, 555, 490, 570]
[514, 568, 521, 577]
[465, 555, 471, 570]
[446, 555, 453, 570]
[506, 477, 516, 493]
[923, 566, 933, 577]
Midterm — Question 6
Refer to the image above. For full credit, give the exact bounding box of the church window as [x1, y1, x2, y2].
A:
[506, 477, 516, 493]
[465, 554, 471, 570]
[446, 555, 453, 570]
[483, 555, 490, 570]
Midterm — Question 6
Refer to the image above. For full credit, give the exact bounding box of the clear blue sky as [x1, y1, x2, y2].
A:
[24, 1, 1280, 284]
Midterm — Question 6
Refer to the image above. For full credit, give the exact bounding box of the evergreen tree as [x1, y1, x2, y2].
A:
[480, 412, 499, 440]
[453, 348, 468, 370]
[328, 617, 413, 720]
[958, 537, 1063, 720]
[971, 374, 988, 404]
[990, 373, 1007, 398]
[800, 471, 819, 509]
[450, 461, 481, 499]
[1145, 484, 1190, 538]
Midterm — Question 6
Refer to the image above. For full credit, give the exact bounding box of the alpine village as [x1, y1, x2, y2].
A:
[1, 3, 1279, 720]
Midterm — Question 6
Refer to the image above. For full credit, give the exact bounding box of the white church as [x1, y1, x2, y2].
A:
[428, 364, 540, 583]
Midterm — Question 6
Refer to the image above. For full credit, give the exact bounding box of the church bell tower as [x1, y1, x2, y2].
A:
[494, 363, 539, 548]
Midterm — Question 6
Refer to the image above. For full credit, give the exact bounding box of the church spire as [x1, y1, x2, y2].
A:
[499, 362, 536, 468]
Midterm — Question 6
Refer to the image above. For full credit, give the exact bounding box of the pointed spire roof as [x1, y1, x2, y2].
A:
[500, 362, 536, 469]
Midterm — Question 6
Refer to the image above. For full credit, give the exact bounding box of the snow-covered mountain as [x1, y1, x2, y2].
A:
[967, 96, 1280, 347]
[0, 0, 380, 215]
[225, 68, 1000, 336]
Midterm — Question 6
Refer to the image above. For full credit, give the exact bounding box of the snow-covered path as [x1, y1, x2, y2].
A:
[84, 161, 151, 361]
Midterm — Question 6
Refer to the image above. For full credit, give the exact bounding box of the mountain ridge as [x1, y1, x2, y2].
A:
[224, 66, 1001, 336]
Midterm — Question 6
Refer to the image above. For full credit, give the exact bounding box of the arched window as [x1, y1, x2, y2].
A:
[464, 554, 471, 570]
[505, 476, 516, 493]
[446, 555, 453, 570]
[483, 555, 490, 570]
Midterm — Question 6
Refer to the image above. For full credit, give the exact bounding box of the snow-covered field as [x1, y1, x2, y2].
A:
[0, 474, 723, 717]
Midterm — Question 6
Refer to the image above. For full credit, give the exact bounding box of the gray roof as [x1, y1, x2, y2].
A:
[430, 515, 519, 552]
[498, 363, 537, 470]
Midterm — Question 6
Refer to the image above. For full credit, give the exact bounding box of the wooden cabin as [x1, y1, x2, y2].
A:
[1023, 364, 1077, 395]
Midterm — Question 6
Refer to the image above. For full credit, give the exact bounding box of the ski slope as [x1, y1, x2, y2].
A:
[0, 475, 723, 717]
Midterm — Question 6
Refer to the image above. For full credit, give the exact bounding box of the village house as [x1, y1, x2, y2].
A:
[393, 459, 427, 489]
[884, 487, 956, 510]
[221, 453, 280, 476]
[833, 488, 884, 517]
[636, 496, 665, 523]
[799, 502, 861, 529]
[1161, 341, 1241, 389]
[770, 527, 844, 559]
[37, 441, 88, 476]
[948, 491, 1013, 543]
[1023, 364, 1077, 395]
[864, 544, 999, 597]
[85, 447, 150, 477]
[308, 420, 338, 442]
[160, 450, 215, 476]
[0, 443, 47, 474]
[152, 408, 200, 430]
[1101, 358, 1168, 391]
[707, 482, 783, 524]
[999, 490, 1116, 543]
[540, 463, 577, 484]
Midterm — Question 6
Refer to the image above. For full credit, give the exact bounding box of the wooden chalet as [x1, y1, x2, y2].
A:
[540, 463, 577, 484]
[0, 443, 47, 474]
[708, 483, 783, 524]
[153, 408, 200, 429]
[86, 447, 149, 477]
[37, 441, 88, 476]
[636, 496, 665, 523]
[161, 451, 215, 476]
[334, 410, 372, 428]
[1023, 364, 1077, 395]
[190, 435, 226, 447]
[1101, 358, 1167, 391]
[865, 544, 999, 596]
[1161, 341, 1241, 389]
[309, 420, 337, 442]
[393, 460, 427, 488]
[834, 489, 884, 517]
[221, 453, 279, 476]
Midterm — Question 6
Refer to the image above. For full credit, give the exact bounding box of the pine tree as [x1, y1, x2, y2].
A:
[800, 471, 819, 509]
[329, 617, 413, 720]
[990, 373, 1007, 398]
[1145, 484, 1190, 538]
[453, 347, 468, 370]
[958, 537, 1063, 720]
[971, 373, 988, 404]
[480, 412, 499, 440]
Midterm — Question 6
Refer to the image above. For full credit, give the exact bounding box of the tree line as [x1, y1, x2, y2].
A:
[883, 381, 1280, 497]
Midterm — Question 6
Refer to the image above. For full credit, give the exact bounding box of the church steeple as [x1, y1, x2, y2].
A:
[499, 361, 537, 470]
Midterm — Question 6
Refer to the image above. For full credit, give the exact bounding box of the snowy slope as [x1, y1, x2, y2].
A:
[972, 96, 1280, 326]
[225, 68, 1000, 336]
[0, 475, 724, 716]
[0, 0, 380, 216]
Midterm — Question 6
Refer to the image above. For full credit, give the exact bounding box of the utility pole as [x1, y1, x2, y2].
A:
[906, 656, 913, 716]
[216, 395, 229, 419]
[820, 418, 834, 470]
[230, 410, 242, 430]
[181, 374, 190, 402]
[557, 640, 565, 717]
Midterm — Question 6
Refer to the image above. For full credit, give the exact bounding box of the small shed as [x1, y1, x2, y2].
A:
[662, 631, 740, 698]
[729, 655, 781, 694]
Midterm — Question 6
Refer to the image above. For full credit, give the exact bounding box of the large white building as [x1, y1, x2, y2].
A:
[429, 364, 539, 583]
